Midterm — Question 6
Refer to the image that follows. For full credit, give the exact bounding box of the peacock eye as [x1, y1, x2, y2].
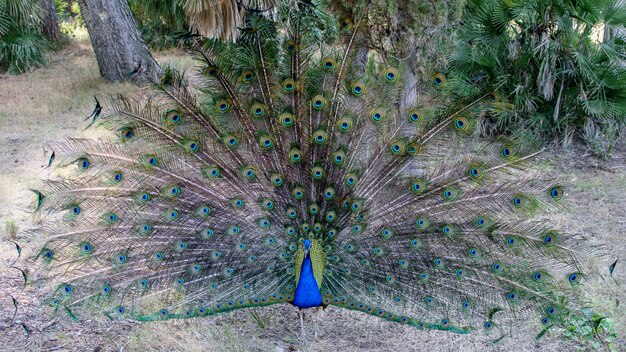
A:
[384, 68, 398, 82]
[119, 127, 134, 140]
[432, 72, 446, 86]
[312, 95, 325, 110]
[116, 254, 127, 264]
[501, 145, 513, 158]
[512, 194, 526, 207]
[70, 205, 81, 215]
[241, 70, 254, 82]
[568, 273, 581, 284]
[77, 158, 90, 171]
[80, 242, 92, 254]
[454, 117, 468, 130]
[549, 186, 563, 200]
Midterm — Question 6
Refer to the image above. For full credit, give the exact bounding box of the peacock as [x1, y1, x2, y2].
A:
[31, 1, 601, 340]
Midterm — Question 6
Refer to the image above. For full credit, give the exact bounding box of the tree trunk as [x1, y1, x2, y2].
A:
[40, 0, 61, 41]
[77, 0, 161, 84]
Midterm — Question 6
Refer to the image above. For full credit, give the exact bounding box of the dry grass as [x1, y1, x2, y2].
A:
[0, 38, 197, 240]
[0, 38, 624, 351]
[3, 219, 18, 241]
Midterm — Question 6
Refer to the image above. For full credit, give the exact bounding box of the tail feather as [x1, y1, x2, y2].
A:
[30, 4, 604, 337]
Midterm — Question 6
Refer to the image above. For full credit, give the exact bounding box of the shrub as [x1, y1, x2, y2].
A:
[448, 0, 626, 157]
[55, 0, 85, 38]
[0, 0, 50, 74]
[129, 0, 191, 50]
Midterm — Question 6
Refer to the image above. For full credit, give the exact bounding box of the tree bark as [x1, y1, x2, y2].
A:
[40, 0, 61, 41]
[77, 0, 161, 84]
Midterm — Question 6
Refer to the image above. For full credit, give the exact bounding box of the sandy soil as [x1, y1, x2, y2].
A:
[0, 41, 624, 352]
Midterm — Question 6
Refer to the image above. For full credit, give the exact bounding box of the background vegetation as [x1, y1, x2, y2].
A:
[1, 0, 623, 156]
[0, 0, 49, 73]
[129, 0, 190, 50]
[448, 0, 626, 157]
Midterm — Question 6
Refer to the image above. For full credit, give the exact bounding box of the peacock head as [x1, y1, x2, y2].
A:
[303, 239, 311, 255]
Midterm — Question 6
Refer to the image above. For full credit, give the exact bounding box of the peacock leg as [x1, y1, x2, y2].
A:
[314, 307, 324, 339]
[299, 308, 306, 338]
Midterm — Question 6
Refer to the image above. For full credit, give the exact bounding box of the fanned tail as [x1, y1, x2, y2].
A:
[31, 2, 604, 338]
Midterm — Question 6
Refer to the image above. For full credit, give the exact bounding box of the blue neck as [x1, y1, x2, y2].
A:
[293, 254, 322, 308]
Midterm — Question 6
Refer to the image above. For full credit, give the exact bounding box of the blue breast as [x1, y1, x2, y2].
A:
[293, 255, 323, 308]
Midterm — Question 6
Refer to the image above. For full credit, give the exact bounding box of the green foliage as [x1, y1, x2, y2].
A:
[54, 0, 70, 20]
[0, 0, 50, 74]
[55, 0, 84, 37]
[55, 0, 81, 22]
[562, 308, 619, 351]
[129, 0, 191, 50]
[131, 0, 187, 29]
[448, 0, 626, 156]
[0, 24, 48, 73]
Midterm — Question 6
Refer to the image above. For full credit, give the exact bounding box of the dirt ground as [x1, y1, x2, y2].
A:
[0, 40, 624, 351]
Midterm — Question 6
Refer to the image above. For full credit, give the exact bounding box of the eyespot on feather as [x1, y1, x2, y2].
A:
[312, 95, 326, 110]
[322, 57, 336, 71]
[384, 67, 398, 82]
[432, 72, 446, 87]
